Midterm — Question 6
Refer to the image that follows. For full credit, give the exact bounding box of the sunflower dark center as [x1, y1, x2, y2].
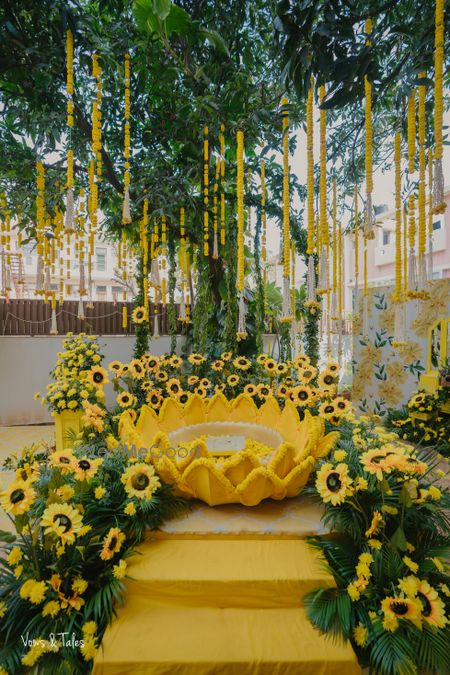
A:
[132, 473, 150, 490]
[261, 388, 268, 395]
[60, 456, 71, 464]
[180, 394, 188, 403]
[79, 460, 91, 471]
[54, 514, 72, 533]
[299, 391, 308, 400]
[151, 396, 158, 404]
[108, 536, 118, 550]
[337, 402, 346, 409]
[324, 405, 334, 414]
[10, 489, 25, 504]
[324, 375, 333, 385]
[391, 601, 409, 616]
[171, 384, 180, 392]
[418, 592, 432, 617]
[93, 372, 103, 383]
[135, 365, 142, 373]
[370, 455, 385, 465]
[149, 360, 156, 367]
[326, 472, 342, 492]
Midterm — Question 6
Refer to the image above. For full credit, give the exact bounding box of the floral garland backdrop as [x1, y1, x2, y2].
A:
[352, 280, 450, 417]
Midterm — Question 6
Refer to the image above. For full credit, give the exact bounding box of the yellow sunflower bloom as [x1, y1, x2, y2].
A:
[146, 390, 164, 409]
[233, 356, 251, 371]
[256, 383, 271, 399]
[166, 378, 182, 396]
[100, 527, 126, 561]
[296, 365, 318, 383]
[41, 502, 84, 544]
[121, 463, 161, 500]
[87, 366, 109, 388]
[415, 581, 448, 628]
[221, 351, 232, 361]
[227, 375, 240, 387]
[132, 306, 147, 324]
[1, 481, 35, 516]
[316, 462, 353, 505]
[291, 386, 314, 407]
[74, 457, 103, 481]
[129, 359, 146, 380]
[381, 596, 422, 631]
[318, 400, 336, 419]
[318, 370, 336, 388]
[211, 359, 224, 372]
[244, 384, 258, 396]
[365, 510, 384, 537]
[188, 353, 206, 366]
[256, 353, 268, 365]
[116, 392, 136, 408]
[108, 360, 123, 374]
[263, 358, 277, 374]
[49, 449, 76, 474]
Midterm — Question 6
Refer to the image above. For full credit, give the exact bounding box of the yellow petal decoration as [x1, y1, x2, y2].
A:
[118, 393, 338, 506]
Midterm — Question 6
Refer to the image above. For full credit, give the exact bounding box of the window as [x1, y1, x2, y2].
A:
[111, 286, 122, 300]
[96, 247, 107, 271]
[432, 219, 442, 231]
[382, 230, 390, 245]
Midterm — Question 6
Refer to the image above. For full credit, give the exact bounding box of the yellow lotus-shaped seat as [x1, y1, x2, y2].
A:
[118, 393, 338, 506]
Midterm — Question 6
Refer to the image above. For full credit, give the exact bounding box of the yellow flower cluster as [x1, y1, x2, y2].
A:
[319, 86, 329, 251]
[92, 54, 103, 182]
[203, 125, 209, 255]
[306, 81, 315, 256]
[418, 73, 426, 260]
[35, 161, 45, 260]
[236, 129, 245, 291]
[282, 97, 290, 278]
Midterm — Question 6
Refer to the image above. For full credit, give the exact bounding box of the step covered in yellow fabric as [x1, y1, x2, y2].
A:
[124, 538, 333, 608]
[93, 598, 361, 675]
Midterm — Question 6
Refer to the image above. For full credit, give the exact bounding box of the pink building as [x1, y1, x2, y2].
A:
[345, 189, 450, 309]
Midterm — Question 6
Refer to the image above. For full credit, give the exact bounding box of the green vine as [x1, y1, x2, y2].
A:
[253, 208, 264, 354]
[133, 253, 149, 359]
[167, 235, 177, 354]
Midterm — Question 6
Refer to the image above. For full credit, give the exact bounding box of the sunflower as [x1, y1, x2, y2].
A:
[211, 359, 224, 372]
[297, 365, 318, 383]
[233, 356, 251, 371]
[177, 391, 191, 405]
[116, 392, 136, 408]
[291, 386, 313, 407]
[381, 596, 422, 631]
[188, 353, 206, 366]
[146, 389, 163, 409]
[199, 378, 211, 388]
[326, 361, 340, 375]
[169, 355, 183, 369]
[156, 370, 169, 382]
[256, 354, 268, 365]
[416, 581, 448, 628]
[195, 386, 207, 398]
[293, 354, 310, 367]
[360, 448, 396, 481]
[165, 378, 182, 397]
[227, 374, 240, 387]
[244, 384, 258, 396]
[1, 481, 35, 516]
[140, 380, 153, 392]
[316, 463, 353, 505]
[41, 503, 84, 544]
[275, 362, 288, 375]
[257, 384, 271, 399]
[221, 351, 232, 361]
[408, 393, 426, 409]
[121, 463, 161, 500]
[100, 527, 126, 561]
[129, 359, 145, 380]
[318, 370, 336, 388]
[333, 396, 351, 415]
[108, 360, 123, 374]
[146, 356, 160, 372]
[276, 384, 290, 399]
[118, 364, 130, 377]
[87, 366, 109, 388]
[188, 375, 199, 386]
[391, 454, 427, 475]
[319, 401, 336, 419]
[214, 384, 226, 393]
[132, 306, 147, 324]
[74, 457, 103, 481]
[263, 358, 277, 374]
[365, 510, 384, 537]
[49, 449, 76, 474]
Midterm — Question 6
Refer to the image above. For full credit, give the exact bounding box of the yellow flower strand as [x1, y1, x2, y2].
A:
[306, 82, 315, 255]
[407, 91, 416, 257]
[219, 124, 226, 246]
[418, 73, 427, 260]
[364, 18, 374, 238]
[141, 199, 149, 315]
[236, 129, 245, 291]
[203, 126, 209, 256]
[394, 131, 402, 301]
[282, 97, 290, 278]
[434, 0, 444, 162]
[332, 177, 337, 295]
[261, 159, 267, 318]
[122, 53, 131, 224]
[319, 86, 328, 250]
[403, 206, 408, 298]
[212, 157, 220, 259]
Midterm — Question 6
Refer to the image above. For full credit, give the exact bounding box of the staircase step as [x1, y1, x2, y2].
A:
[93, 599, 361, 675]
[125, 538, 333, 607]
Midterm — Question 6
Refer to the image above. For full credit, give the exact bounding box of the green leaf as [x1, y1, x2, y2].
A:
[165, 5, 191, 36]
[153, 0, 171, 20]
[198, 28, 229, 55]
[390, 526, 407, 552]
[0, 530, 16, 543]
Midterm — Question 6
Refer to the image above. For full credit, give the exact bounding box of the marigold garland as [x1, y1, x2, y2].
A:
[305, 80, 317, 310]
[65, 30, 75, 238]
[407, 90, 419, 298]
[236, 129, 247, 340]
[219, 124, 226, 247]
[281, 97, 293, 322]
[317, 85, 329, 295]
[427, 147, 434, 278]
[212, 157, 220, 259]
[433, 0, 446, 213]
[92, 54, 103, 183]
[417, 73, 428, 290]
[394, 132, 403, 302]
[203, 126, 209, 256]
[122, 53, 131, 224]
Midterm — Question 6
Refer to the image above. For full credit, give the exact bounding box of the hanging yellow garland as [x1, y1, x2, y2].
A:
[394, 132, 403, 302]
[417, 72, 428, 292]
[317, 85, 329, 294]
[92, 54, 102, 183]
[305, 79, 319, 312]
[219, 124, 226, 247]
[433, 0, 446, 213]
[203, 126, 209, 256]
[281, 97, 293, 322]
[407, 90, 421, 298]
[427, 147, 434, 278]
[65, 30, 74, 236]
[236, 129, 247, 340]
[122, 53, 131, 224]
[212, 158, 220, 260]
[331, 176, 338, 320]
[364, 17, 375, 239]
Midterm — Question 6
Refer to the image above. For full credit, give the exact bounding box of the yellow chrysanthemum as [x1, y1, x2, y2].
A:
[94, 486, 106, 499]
[100, 527, 126, 561]
[353, 623, 368, 647]
[6, 547, 23, 566]
[20, 578, 47, 604]
[124, 501, 136, 516]
[121, 463, 161, 500]
[113, 559, 128, 579]
[41, 502, 83, 544]
[42, 600, 60, 617]
[316, 462, 353, 505]
[0, 480, 35, 516]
